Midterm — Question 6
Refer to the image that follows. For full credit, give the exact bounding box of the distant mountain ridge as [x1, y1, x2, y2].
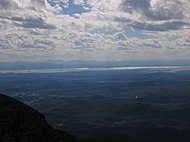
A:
[0, 94, 78, 142]
[0, 60, 190, 70]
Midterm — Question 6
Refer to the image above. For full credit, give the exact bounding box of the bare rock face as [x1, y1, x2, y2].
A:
[0, 94, 78, 142]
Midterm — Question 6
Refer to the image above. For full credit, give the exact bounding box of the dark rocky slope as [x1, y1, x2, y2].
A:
[0, 94, 78, 142]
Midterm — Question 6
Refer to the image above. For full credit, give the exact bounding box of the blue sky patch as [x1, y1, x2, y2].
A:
[48, 0, 91, 16]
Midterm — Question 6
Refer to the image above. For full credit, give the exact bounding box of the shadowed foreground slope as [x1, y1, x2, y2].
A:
[1, 93, 190, 142]
[0, 94, 78, 142]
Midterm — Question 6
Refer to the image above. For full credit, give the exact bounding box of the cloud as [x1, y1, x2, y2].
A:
[0, 0, 19, 9]
[118, 0, 189, 31]
[0, 0, 57, 30]
[114, 32, 128, 40]
[21, 39, 55, 50]
[0, 0, 190, 61]
[116, 17, 187, 31]
[0, 0, 48, 9]
[15, 22, 56, 29]
[121, 0, 184, 20]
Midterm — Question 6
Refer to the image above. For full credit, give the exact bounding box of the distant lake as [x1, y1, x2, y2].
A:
[0, 66, 190, 74]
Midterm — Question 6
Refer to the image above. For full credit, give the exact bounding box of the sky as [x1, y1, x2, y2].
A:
[0, 0, 190, 62]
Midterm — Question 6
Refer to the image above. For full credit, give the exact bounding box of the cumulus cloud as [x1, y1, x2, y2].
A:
[121, 0, 184, 20]
[0, 0, 190, 61]
[118, 0, 190, 31]
[0, 0, 19, 9]
[0, 0, 50, 21]
[0, 0, 48, 9]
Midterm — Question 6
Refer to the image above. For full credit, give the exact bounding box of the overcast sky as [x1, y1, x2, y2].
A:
[0, 0, 189, 62]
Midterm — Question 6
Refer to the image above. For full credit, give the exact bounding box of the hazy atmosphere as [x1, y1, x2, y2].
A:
[1, 1, 190, 142]
[0, 0, 190, 61]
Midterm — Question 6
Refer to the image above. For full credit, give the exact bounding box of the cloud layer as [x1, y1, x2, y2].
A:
[0, 0, 190, 61]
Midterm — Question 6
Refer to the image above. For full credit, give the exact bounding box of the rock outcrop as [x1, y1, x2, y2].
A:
[0, 94, 78, 142]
